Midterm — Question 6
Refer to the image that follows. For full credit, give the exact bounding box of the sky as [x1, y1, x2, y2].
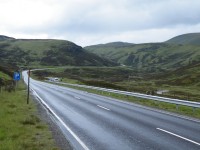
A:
[0, 0, 200, 46]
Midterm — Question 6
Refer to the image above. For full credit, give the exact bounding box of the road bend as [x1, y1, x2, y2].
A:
[22, 71, 200, 150]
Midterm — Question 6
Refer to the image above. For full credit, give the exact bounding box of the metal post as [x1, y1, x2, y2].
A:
[27, 69, 30, 104]
[192, 107, 195, 114]
[16, 80, 18, 88]
[176, 104, 179, 110]
[127, 76, 130, 91]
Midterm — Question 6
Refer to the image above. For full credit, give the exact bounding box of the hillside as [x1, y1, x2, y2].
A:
[0, 35, 15, 41]
[166, 33, 200, 45]
[154, 62, 200, 86]
[0, 36, 116, 67]
[90, 42, 134, 48]
[85, 34, 200, 73]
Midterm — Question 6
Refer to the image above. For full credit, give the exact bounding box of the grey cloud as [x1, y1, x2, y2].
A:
[47, 0, 200, 36]
[1, 0, 200, 46]
[151, 1, 200, 27]
[7, 0, 200, 34]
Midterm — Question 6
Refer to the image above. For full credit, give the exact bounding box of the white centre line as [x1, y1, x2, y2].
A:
[157, 128, 200, 146]
[97, 105, 110, 111]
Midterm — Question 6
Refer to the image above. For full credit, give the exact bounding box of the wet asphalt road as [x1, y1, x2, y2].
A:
[23, 71, 200, 150]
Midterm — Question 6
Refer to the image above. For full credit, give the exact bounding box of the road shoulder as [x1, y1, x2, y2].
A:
[31, 93, 72, 150]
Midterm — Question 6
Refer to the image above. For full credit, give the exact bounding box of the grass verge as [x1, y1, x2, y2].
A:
[0, 80, 59, 150]
[55, 83, 200, 119]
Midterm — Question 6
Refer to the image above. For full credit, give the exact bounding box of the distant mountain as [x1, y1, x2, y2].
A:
[0, 35, 15, 41]
[85, 33, 200, 73]
[0, 36, 117, 67]
[166, 33, 200, 45]
[88, 42, 134, 48]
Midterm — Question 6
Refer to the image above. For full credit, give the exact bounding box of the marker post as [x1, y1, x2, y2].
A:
[27, 69, 30, 104]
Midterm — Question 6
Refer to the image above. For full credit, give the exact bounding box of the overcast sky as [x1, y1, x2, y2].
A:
[0, 0, 200, 46]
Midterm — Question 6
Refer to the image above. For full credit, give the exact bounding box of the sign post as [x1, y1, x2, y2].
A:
[13, 72, 20, 81]
[13, 71, 20, 88]
[27, 69, 30, 104]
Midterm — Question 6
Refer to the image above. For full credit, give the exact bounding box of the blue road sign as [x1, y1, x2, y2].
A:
[13, 72, 20, 81]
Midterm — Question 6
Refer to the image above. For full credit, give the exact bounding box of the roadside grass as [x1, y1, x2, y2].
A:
[57, 83, 200, 119]
[120, 80, 200, 102]
[0, 80, 59, 150]
[62, 78, 81, 84]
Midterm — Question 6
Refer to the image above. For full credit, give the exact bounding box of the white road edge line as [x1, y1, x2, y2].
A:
[32, 89, 89, 150]
[157, 128, 200, 146]
[97, 105, 110, 111]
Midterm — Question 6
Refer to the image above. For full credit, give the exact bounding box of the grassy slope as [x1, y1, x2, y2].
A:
[0, 38, 116, 67]
[154, 62, 200, 86]
[166, 33, 200, 45]
[85, 43, 200, 72]
[10, 39, 67, 55]
[0, 80, 59, 150]
[85, 33, 200, 73]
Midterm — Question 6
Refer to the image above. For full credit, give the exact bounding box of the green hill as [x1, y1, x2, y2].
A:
[85, 34, 200, 73]
[90, 42, 134, 48]
[166, 33, 200, 45]
[0, 36, 116, 67]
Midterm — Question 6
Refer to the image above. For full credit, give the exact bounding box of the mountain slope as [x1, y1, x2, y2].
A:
[90, 42, 134, 48]
[85, 34, 200, 73]
[0, 35, 15, 41]
[155, 62, 200, 86]
[166, 33, 200, 45]
[0, 37, 116, 67]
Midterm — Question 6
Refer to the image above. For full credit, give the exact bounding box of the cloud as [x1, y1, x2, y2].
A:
[56, 0, 200, 32]
[0, 0, 200, 46]
[66, 23, 200, 46]
[151, 0, 200, 27]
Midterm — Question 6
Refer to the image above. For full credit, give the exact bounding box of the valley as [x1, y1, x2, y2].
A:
[1, 33, 200, 102]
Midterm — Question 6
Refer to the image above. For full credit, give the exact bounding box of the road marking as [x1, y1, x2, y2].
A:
[74, 96, 81, 99]
[157, 128, 200, 146]
[98, 95, 200, 123]
[97, 105, 110, 111]
[32, 90, 89, 150]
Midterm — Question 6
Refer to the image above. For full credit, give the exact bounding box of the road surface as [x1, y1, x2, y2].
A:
[22, 71, 200, 150]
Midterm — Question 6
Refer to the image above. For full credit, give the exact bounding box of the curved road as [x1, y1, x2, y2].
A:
[22, 71, 200, 150]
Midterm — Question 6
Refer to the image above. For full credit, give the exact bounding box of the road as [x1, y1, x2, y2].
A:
[22, 71, 200, 150]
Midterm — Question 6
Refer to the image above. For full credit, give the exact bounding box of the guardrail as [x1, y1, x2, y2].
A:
[50, 81, 200, 109]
